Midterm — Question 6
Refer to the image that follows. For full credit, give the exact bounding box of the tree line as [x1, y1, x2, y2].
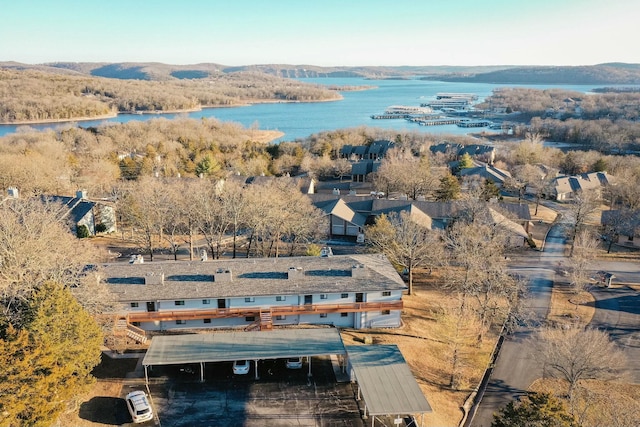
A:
[479, 87, 640, 153]
[0, 68, 340, 123]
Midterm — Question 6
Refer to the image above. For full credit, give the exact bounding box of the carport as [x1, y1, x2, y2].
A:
[142, 328, 346, 382]
[346, 345, 432, 427]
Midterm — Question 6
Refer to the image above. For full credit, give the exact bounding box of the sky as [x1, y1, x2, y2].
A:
[2, 0, 639, 67]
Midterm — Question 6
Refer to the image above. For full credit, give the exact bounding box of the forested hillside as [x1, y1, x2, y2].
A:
[0, 68, 340, 123]
[479, 87, 640, 153]
[426, 63, 640, 84]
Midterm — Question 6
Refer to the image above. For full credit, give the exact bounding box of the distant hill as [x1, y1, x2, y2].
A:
[2, 61, 515, 81]
[424, 63, 640, 85]
[3, 62, 639, 84]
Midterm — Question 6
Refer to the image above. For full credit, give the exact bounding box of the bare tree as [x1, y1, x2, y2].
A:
[566, 191, 601, 257]
[532, 325, 627, 411]
[373, 148, 434, 199]
[244, 178, 325, 258]
[119, 177, 172, 261]
[219, 179, 251, 258]
[566, 229, 599, 292]
[0, 197, 109, 324]
[365, 211, 443, 295]
[444, 220, 519, 342]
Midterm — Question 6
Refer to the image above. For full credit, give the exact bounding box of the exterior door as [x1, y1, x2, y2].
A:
[304, 295, 312, 305]
[355, 293, 364, 303]
[146, 302, 156, 312]
[217, 299, 226, 309]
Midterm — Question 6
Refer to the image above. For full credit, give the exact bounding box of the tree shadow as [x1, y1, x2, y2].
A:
[78, 397, 130, 425]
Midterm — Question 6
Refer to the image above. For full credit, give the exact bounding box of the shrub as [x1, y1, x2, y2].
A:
[76, 224, 90, 238]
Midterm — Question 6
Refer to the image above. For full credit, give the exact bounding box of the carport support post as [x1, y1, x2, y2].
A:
[144, 365, 149, 386]
[254, 359, 259, 380]
[200, 362, 204, 382]
[307, 356, 312, 377]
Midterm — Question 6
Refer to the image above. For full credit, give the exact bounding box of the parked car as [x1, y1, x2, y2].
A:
[286, 357, 303, 369]
[125, 390, 153, 423]
[233, 360, 250, 375]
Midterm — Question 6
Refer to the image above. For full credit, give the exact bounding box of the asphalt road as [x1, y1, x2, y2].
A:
[469, 225, 640, 427]
[468, 225, 563, 427]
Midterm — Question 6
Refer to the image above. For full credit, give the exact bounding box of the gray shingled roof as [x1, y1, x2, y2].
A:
[103, 254, 406, 302]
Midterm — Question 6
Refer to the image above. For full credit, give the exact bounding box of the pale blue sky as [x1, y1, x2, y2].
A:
[2, 0, 638, 66]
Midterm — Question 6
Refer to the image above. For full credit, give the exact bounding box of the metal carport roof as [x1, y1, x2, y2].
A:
[346, 345, 432, 419]
[143, 328, 346, 367]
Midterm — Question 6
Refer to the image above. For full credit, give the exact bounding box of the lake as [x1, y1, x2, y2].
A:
[0, 78, 611, 142]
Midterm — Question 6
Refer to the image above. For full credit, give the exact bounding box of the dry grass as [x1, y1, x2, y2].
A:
[547, 284, 595, 328]
[342, 270, 499, 427]
[530, 378, 640, 426]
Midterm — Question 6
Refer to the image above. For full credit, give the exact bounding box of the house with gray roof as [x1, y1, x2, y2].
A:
[340, 140, 394, 161]
[103, 253, 406, 341]
[459, 164, 512, 188]
[46, 190, 116, 236]
[550, 172, 610, 201]
[309, 194, 531, 245]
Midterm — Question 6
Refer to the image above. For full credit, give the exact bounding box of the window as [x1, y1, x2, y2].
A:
[382, 291, 391, 297]
[245, 297, 255, 303]
[130, 302, 139, 308]
[203, 318, 211, 324]
[202, 299, 210, 305]
[175, 300, 185, 306]
[341, 293, 348, 298]
[132, 322, 141, 326]
[320, 313, 327, 318]
[245, 316, 255, 322]
[275, 315, 286, 320]
[382, 310, 391, 315]
[276, 296, 286, 302]
[320, 294, 328, 300]
[176, 320, 186, 325]
[341, 312, 348, 317]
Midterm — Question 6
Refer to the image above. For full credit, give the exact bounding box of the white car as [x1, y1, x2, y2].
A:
[125, 390, 153, 423]
[286, 357, 303, 369]
[233, 360, 250, 375]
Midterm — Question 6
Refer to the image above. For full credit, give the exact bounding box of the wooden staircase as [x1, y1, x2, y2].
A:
[244, 310, 273, 332]
[115, 316, 147, 344]
[259, 310, 273, 331]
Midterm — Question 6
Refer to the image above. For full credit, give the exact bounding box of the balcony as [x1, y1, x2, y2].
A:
[125, 300, 403, 323]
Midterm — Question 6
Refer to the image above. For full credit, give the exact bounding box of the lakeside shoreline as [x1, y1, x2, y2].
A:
[0, 95, 344, 126]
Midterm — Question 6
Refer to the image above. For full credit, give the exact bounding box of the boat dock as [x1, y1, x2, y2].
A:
[413, 118, 463, 126]
[457, 120, 491, 128]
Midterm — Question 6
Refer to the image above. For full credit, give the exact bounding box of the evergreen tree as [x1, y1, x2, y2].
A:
[0, 282, 103, 427]
[481, 180, 501, 201]
[492, 392, 577, 427]
[458, 152, 474, 169]
[435, 175, 461, 201]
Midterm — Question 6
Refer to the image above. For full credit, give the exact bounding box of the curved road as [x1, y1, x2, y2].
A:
[468, 225, 565, 427]
[469, 225, 640, 426]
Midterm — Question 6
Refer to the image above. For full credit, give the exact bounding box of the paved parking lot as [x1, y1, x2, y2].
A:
[145, 356, 365, 427]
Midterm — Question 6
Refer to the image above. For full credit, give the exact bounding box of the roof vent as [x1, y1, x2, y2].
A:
[7, 187, 19, 198]
[213, 268, 232, 282]
[144, 272, 164, 285]
[320, 246, 333, 257]
[287, 266, 303, 279]
[351, 264, 367, 278]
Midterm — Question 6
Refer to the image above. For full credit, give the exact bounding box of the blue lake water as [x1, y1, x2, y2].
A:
[0, 78, 613, 142]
